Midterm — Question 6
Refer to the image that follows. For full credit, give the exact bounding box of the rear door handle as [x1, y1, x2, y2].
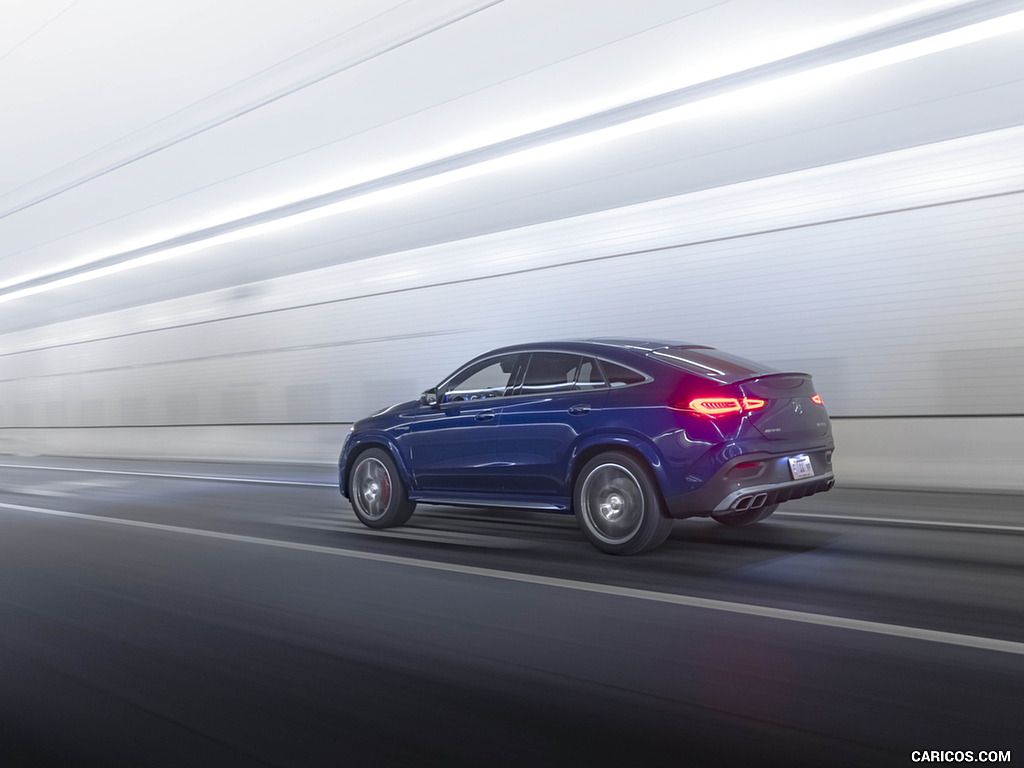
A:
[568, 404, 591, 415]
[475, 410, 496, 422]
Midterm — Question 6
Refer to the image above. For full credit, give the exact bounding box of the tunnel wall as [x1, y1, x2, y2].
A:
[1, 126, 1022, 491]
[0, 418, 1022, 494]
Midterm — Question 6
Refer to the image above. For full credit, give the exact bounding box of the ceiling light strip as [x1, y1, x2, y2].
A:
[3, 0, 1023, 305]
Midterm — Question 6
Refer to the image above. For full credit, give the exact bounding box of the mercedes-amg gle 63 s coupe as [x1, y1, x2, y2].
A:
[340, 339, 835, 555]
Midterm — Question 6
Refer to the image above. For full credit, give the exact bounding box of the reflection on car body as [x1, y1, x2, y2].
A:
[340, 339, 835, 554]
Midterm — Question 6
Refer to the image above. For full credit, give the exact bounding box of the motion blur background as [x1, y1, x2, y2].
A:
[2, 0, 1023, 490]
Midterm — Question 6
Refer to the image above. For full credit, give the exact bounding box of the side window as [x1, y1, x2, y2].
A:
[600, 360, 646, 388]
[442, 354, 519, 403]
[573, 357, 607, 392]
[519, 352, 582, 396]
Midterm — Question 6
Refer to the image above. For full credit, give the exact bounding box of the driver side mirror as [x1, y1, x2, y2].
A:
[420, 387, 439, 407]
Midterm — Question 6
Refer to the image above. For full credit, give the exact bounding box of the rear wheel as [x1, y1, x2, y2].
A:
[574, 451, 673, 555]
[349, 448, 416, 529]
[711, 503, 778, 528]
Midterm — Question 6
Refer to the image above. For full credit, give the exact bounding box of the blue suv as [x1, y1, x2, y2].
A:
[340, 339, 835, 554]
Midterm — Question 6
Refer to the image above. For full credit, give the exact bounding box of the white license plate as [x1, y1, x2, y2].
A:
[788, 455, 814, 479]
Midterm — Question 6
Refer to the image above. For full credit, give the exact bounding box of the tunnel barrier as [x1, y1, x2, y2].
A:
[1, 417, 1023, 494]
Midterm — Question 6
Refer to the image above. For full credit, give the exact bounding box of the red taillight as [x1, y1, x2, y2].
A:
[811, 394, 823, 405]
[683, 397, 766, 416]
[687, 397, 741, 415]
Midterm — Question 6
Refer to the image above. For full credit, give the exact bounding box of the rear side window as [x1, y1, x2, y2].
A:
[520, 352, 582, 396]
[573, 357, 606, 392]
[649, 347, 776, 378]
[599, 360, 646, 387]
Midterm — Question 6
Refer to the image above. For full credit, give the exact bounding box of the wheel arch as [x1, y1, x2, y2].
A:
[568, 436, 668, 512]
[341, 436, 414, 498]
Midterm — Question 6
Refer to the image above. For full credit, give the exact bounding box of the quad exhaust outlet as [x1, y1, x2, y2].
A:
[733, 493, 768, 511]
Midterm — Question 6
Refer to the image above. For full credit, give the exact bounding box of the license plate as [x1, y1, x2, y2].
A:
[788, 455, 814, 479]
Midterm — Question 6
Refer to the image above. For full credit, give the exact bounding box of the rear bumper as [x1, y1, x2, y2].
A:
[710, 473, 834, 513]
[662, 446, 835, 518]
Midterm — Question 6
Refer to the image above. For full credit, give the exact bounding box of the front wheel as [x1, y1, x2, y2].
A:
[348, 448, 416, 529]
[574, 451, 673, 555]
[711, 503, 778, 528]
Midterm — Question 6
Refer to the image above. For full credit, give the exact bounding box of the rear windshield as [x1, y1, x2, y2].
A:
[648, 347, 777, 380]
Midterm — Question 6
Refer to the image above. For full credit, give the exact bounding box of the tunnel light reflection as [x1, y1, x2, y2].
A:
[3, 5, 1023, 307]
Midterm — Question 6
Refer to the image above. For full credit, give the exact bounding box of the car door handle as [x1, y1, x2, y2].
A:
[475, 410, 496, 422]
[568, 404, 591, 415]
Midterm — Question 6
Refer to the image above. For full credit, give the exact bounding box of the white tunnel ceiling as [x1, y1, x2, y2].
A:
[2, 0, 1023, 332]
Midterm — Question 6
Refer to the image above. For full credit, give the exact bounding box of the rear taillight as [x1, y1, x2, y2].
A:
[811, 394, 823, 404]
[681, 397, 766, 416]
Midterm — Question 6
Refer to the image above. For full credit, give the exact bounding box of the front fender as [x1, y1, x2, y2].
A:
[339, 431, 415, 498]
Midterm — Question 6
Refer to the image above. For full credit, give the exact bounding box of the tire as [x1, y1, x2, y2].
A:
[711, 503, 779, 528]
[574, 451, 673, 555]
[348, 448, 416, 529]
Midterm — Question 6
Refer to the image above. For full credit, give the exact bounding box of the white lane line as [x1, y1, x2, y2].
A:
[1, 464, 1019, 533]
[2, 500, 1022, 658]
[5, 478, 132, 498]
[776, 511, 1024, 533]
[0, 463, 336, 487]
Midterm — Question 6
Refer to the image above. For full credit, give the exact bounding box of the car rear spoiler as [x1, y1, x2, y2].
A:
[730, 371, 812, 385]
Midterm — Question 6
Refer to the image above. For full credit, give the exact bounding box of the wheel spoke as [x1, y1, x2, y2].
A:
[353, 457, 392, 521]
[581, 462, 645, 545]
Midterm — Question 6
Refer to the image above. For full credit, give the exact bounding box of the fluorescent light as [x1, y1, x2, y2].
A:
[4, 4, 1023, 307]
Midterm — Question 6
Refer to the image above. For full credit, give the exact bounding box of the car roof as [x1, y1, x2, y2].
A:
[477, 339, 706, 358]
[584, 338, 705, 351]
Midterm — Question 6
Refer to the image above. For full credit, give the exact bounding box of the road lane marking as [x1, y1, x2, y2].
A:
[775, 511, 1024, 532]
[2, 500, 1022, 657]
[0, 463, 336, 487]
[4, 478, 132, 498]
[1, 464, 1021, 532]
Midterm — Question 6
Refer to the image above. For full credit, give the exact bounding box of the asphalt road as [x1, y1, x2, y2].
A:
[0, 457, 1020, 767]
